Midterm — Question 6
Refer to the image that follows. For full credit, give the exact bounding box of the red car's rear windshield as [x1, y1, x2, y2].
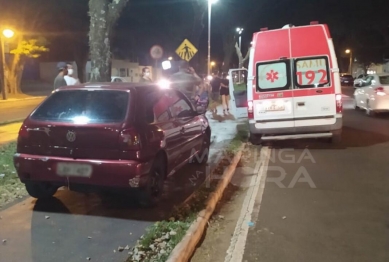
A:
[31, 90, 129, 124]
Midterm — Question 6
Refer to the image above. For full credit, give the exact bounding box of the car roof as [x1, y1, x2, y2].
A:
[55, 82, 159, 92]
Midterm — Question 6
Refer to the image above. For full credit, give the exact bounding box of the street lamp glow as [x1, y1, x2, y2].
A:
[211, 61, 215, 66]
[168, 56, 173, 60]
[345, 49, 351, 54]
[209, 0, 218, 3]
[2, 29, 14, 39]
[236, 27, 244, 34]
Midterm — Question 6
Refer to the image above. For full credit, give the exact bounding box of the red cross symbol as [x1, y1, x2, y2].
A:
[266, 70, 279, 83]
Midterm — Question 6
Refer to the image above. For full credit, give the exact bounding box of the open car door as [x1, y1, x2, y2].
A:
[228, 68, 248, 118]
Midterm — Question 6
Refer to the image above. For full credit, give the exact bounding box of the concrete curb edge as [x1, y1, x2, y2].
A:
[166, 142, 247, 262]
[0, 96, 46, 104]
[0, 119, 24, 126]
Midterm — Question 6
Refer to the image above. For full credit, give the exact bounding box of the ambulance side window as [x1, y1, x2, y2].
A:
[294, 56, 331, 88]
[256, 60, 291, 92]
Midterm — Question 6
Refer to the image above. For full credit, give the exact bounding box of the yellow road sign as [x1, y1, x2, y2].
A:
[175, 39, 198, 61]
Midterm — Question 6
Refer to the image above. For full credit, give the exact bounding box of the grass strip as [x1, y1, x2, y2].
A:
[126, 128, 248, 262]
[0, 142, 27, 207]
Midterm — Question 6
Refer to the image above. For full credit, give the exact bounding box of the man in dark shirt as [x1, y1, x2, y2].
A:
[210, 73, 222, 102]
[169, 60, 202, 99]
[53, 62, 68, 90]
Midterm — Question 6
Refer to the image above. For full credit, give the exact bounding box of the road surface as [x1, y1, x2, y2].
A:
[0, 108, 245, 262]
[0, 98, 45, 124]
[191, 86, 389, 262]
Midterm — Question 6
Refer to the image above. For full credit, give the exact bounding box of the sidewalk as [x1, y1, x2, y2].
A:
[0, 122, 22, 145]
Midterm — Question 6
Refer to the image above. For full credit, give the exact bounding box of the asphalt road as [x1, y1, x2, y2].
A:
[0, 109, 245, 262]
[0, 98, 45, 124]
[241, 87, 389, 262]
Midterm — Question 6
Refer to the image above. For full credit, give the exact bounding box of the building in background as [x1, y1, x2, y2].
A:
[38, 60, 163, 83]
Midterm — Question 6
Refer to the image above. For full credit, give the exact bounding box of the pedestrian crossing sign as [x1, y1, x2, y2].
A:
[175, 39, 198, 62]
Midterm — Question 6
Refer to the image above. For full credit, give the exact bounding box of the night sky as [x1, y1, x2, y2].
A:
[2, 0, 388, 72]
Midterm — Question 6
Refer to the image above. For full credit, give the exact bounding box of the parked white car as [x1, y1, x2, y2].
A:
[353, 73, 389, 115]
[111, 76, 126, 82]
[353, 74, 368, 88]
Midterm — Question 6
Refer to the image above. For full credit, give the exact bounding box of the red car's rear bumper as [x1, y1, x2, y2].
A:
[13, 153, 153, 188]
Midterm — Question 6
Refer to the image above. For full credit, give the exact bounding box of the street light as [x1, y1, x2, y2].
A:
[236, 27, 244, 52]
[207, 0, 218, 77]
[3, 29, 14, 39]
[168, 56, 173, 61]
[1, 28, 15, 100]
[345, 49, 353, 75]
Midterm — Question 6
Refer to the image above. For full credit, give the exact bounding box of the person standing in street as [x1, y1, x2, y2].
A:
[220, 72, 230, 114]
[210, 73, 222, 113]
[64, 63, 80, 85]
[54, 62, 68, 90]
[169, 60, 202, 100]
[139, 67, 153, 83]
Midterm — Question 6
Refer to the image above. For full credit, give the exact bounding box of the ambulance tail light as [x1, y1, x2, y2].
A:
[374, 87, 386, 96]
[248, 100, 254, 119]
[335, 94, 342, 113]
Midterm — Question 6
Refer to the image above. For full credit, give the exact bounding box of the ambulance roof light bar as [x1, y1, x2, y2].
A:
[310, 21, 319, 25]
[260, 27, 268, 31]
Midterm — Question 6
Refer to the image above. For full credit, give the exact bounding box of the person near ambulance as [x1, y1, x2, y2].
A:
[64, 63, 80, 85]
[169, 60, 202, 100]
[53, 62, 68, 90]
[139, 67, 153, 83]
[219, 72, 230, 114]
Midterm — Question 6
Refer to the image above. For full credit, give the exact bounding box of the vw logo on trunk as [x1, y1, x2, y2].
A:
[66, 131, 76, 142]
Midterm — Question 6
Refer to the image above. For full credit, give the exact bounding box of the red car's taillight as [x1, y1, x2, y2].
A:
[247, 100, 254, 119]
[335, 94, 342, 113]
[119, 128, 141, 150]
[17, 125, 29, 141]
[374, 87, 386, 96]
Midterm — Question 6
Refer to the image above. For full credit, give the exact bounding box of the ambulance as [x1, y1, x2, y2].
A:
[241, 22, 342, 144]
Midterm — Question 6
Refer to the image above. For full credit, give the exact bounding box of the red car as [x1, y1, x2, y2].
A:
[13, 83, 211, 205]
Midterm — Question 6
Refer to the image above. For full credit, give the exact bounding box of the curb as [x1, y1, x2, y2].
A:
[0, 119, 24, 126]
[0, 96, 46, 103]
[166, 143, 246, 262]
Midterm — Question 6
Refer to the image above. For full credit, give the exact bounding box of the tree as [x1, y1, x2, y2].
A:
[88, 0, 130, 82]
[5, 38, 49, 94]
[0, 0, 51, 95]
[235, 42, 250, 69]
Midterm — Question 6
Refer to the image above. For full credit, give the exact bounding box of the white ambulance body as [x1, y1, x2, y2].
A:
[244, 22, 342, 144]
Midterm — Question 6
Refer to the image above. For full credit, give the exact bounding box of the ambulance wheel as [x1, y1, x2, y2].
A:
[249, 133, 262, 145]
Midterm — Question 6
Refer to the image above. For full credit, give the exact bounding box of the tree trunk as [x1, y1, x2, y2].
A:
[5, 54, 23, 95]
[88, 0, 129, 82]
[88, 0, 111, 82]
[235, 43, 251, 69]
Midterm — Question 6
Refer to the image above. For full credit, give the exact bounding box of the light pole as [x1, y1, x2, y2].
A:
[1, 28, 15, 100]
[345, 49, 353, 76]
[208, 0, 218, 77]
[236, 27, 244, 53]
[236, 27, 244, 83]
